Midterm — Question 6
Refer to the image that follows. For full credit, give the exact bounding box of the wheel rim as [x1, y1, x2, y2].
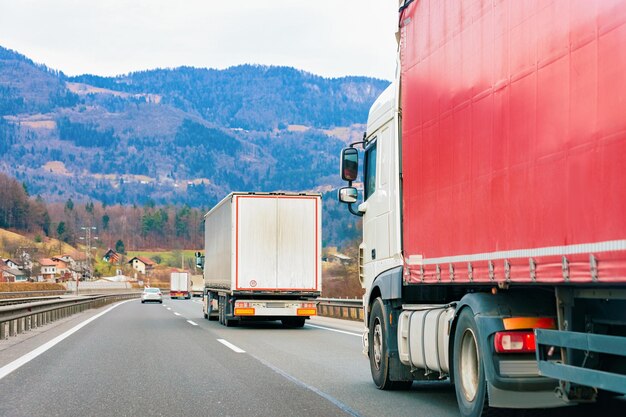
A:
[373, 318, 383, 370]
[459, 328, 480, 402]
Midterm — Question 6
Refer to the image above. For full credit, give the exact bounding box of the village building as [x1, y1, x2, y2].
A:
[322, 252, 353, 266]
[103, 249, 120, 263]
[2, 258, 22, 270]
[1, 266, 26, 282]
[39, 258, 57, 281]
[128, 256, 156, 275]
[51, 257, 71, 277]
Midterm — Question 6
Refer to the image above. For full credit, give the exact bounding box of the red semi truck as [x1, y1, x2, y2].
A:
[338, 1, 626, 416]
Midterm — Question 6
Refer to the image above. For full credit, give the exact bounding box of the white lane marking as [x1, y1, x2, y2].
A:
[174, 312, 181, 316]
[217, 339, 246, 353]
[305, 324, 361, 337]
[166, 308, 172, 311]
[0, 299, 134, 381]
[187, 320, 198, 326]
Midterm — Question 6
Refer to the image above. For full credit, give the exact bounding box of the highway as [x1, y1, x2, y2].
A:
[0, 298, 623, 417]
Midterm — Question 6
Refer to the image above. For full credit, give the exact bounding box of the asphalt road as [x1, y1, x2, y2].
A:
[0, 298, 623, 417]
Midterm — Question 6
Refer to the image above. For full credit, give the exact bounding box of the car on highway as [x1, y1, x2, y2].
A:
[141, 287, 163, 304]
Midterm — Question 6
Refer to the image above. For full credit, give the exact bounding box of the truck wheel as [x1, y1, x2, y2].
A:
[369, 298, 412, 390]
[453, 308, 491, 417]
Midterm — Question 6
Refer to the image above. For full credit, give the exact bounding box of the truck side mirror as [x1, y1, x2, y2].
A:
[338, 187, 358, 204]
[195, 252, 204, 270]
[340, 148, 359, 182]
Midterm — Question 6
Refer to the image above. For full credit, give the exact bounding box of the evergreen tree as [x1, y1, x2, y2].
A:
[115, 239, 125, 254]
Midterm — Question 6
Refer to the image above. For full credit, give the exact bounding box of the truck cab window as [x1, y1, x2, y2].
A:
[364, 141, 377, 200]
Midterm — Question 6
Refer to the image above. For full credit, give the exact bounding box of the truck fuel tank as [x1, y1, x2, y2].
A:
[398, 305, 455, 375]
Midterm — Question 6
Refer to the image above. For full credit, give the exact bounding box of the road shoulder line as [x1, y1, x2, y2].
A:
[305, 324, 361, 337]
[0, 299, 134, 381]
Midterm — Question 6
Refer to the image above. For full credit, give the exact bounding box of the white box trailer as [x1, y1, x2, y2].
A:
[198, 192, 321, 327]
[170, 271, 191, 299]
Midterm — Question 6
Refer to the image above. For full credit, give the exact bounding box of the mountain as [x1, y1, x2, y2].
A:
[0, 45, 387, 246]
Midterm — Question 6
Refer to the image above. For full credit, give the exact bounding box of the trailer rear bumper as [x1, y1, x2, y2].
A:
[233, 300, 317, 318]
[487, 382, 567, 409]
[170, 291, 187, 297]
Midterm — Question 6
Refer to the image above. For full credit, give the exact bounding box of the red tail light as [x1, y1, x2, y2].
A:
[494, 331, 536, 353]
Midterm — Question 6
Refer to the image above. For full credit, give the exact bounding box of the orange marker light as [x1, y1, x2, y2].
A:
[502, 317, 555, 331]
[234, 307, 255, 316]
[297, 308, 317, 316]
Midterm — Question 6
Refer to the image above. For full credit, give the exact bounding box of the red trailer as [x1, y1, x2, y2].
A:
[338, 1, 626, 416]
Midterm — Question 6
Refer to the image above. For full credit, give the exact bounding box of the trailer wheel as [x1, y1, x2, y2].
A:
[453, 308, 491, 417]
[207, 294, 218, 321]
[369, 298, 412, 390]
[218, 296, 225, 325]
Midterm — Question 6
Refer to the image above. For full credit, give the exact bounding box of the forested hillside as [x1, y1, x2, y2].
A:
[0, 45, 383, 248]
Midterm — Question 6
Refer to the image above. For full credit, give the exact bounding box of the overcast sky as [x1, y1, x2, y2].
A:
[0, 0, 398, 80]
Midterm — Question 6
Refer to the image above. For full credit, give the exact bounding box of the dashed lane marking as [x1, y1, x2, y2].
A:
[187, 320, 198, 326]
[217, 339, 246, 353]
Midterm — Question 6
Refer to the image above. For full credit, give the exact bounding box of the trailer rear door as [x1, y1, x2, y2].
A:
[235, 195, 319, 291]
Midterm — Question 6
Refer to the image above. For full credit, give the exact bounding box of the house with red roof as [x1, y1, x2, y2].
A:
[39, 258, 57, 281]
[128, 256, 156, 275]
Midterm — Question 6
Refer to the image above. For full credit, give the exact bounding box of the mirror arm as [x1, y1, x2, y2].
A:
[349, 140, 366, 149]
[347, 202, 364, 217]
[345, 180, 363, 217]
[348, 132, 367, 149]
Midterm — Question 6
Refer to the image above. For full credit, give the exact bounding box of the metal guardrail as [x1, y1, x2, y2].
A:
[316, 298, 363, 321]
[0, 294, 362, 340]
[0, 292, 140, 341]
[0, 290, 68, 299]
[0, 296, 63, 307]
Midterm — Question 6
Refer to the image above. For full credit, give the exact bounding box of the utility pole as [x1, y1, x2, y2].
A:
[79, 226, 98, 294]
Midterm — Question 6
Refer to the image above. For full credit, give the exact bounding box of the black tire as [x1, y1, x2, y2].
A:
[453, 308, 491, 417]
[207, 294, 218, 321]
[369, 298, 412, 390]
[141, 300, 145, 304]
[282, 317, 306, 328]
[159, 300, 162, 304]
[218, 296, 225, 325]
[225, 318, 238, 327]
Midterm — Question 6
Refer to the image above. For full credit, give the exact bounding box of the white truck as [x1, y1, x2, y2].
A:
[169, 271, 191, 299]
[337, 2, 626, 416]
[190, 274, 203, 297]
[196, 192, 321, 327]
